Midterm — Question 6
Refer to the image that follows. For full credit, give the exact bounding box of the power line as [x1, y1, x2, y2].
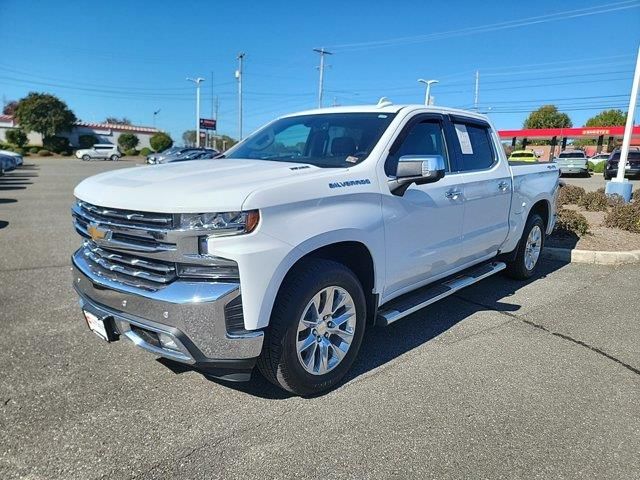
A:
[327, 1, 640, 51]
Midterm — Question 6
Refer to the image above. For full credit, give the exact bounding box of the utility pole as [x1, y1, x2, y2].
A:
[474, 70, 480, 111]
[186, 77, 205, 146]
[605, 43, 639, 202]
[210, 70, 214, 148]
[236, 52, 245, 140]
[314, 48, 332, 108]
[214, 96, 219, 151]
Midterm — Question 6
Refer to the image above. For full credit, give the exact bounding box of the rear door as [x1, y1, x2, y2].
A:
[449, 116, 512, 262]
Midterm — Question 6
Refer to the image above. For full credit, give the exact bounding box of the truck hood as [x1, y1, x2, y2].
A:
[74, 159, 324, 213]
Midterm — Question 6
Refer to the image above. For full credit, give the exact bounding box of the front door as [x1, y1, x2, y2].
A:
[381, 114, 466, 298]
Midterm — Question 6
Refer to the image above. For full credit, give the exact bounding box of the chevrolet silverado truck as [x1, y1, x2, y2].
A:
[71, 103, 559, 395]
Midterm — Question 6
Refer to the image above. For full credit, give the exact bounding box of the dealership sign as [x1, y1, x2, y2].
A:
[199, 118, 217, 130]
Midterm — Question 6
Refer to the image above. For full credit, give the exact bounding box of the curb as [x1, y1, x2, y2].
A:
[543, 247, 640, 265]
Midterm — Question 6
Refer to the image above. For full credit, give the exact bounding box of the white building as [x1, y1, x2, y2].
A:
[0, 114, 161, 149]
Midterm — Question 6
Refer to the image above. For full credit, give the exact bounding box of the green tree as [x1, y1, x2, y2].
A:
[105, 117, 131, 125]
[585, 109, 627, 127]
[216, 134, 238, 151]
[118, 133, 139, 151]
[5, 128, 28, 147]
[150, 132, 173, 152]
[78, 134, 98, 149]
[15, 92, 76, 139]
[182, 130, 196, 146]
[523, 105, 572, 129]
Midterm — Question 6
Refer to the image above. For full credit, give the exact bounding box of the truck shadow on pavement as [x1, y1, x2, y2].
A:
[162, 259, 568, 399]
[0, 165, 38, 228]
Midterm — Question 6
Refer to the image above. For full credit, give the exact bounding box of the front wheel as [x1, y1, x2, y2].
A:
[257, 258, 366, 396]
[82, 155, 90, 161]
[110, 155, 120, 161]
[505, 213, 545, 280]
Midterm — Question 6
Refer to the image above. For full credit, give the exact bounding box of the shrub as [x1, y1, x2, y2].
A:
[118, 133, 140, 151]
[60, 150, 72, 156]
[5, 128, 28, 147]
[139, 147, 152, 157]
[38, 149, 52, 156]
[554, 208, 590, 236]
[578, 191, 608, 212]
[587, 161, 594, 172]
[78, 134, 98, 149]
[125, 148, 139, 156]
[150, 132, 173, 152]
[29, 146, 40, 154]
[12, 147, 26, 155]
[604, 203, 640, 233]
[556, 184, 586, 207]
[42, 135, 71, 154]
[592, 162, 606, 173]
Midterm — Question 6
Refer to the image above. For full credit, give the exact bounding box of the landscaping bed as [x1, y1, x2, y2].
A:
[547, 185, 640, 251]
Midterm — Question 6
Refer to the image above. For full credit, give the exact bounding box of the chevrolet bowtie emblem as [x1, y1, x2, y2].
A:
[87, 223, 111, 241]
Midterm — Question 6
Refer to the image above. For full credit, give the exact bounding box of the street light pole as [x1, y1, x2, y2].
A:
[417, 79, 439, 106]
[606, 44, 639, 202]
[236, 52, 245, 140]
[186, 77, 205, 147]
[153, 109, 160, 128]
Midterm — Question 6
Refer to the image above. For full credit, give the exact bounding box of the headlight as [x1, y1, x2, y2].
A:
[178, 210, 259, 236]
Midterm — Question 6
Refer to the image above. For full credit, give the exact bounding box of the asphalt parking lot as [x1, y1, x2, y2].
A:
[560, 171, 640, 191]
[1, 158, 639, 480]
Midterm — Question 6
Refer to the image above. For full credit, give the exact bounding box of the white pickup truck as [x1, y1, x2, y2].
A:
[71, 103, 559, 395]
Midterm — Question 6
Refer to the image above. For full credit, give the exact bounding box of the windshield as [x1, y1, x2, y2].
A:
[224, 112, 396, 168]
[610, 151, 640, 161]
[559, 152, 586, 158]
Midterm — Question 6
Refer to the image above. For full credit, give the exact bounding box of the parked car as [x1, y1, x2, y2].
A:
[71, 103, 559, 395]
[604, 149, 640, 180]
[0, 153, 18, 175]
[555, 150, 589, 176]
[0, 149, 23, 166]
[589, 153, 610, 164]
[161, 148, 220, 163]
[147, 147, 200, 164]
[75, 144, 121, 161]
[508, 150, 538, 162]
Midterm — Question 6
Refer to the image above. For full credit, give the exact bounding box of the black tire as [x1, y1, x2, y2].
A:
[603, 170, 610, 180]
[110, 155, 120, 161]
[82, 155, 90, 161]
[505, 213, 545, 280]
[257, 258, 367, 396]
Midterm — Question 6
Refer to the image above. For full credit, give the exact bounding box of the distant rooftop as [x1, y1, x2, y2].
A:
[0, 114, 159, 134]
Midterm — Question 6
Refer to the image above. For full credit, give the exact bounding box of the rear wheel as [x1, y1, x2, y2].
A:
[82, 155, 90, 161]
[257, 258, 366, 396]
[505, 213, 545, 280]
[110, 155, 120, 161]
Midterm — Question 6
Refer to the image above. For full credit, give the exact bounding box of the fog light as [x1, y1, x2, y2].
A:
[158, 332, 180, 351]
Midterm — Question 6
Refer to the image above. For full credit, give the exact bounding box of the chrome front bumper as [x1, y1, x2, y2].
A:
[72, 249, 264, 366]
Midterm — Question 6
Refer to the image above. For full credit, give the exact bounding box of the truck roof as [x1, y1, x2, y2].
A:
[283, 104, 491, 123]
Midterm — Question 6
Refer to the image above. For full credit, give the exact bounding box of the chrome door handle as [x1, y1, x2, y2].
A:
[445, 189, 462, 199]
[498, 181, 510, 191]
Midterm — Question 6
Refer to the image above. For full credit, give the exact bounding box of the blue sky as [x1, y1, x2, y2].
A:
[0, 0, 638, 143]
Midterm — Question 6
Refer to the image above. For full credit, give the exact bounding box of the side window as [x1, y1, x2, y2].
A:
[385, 120, 449, 176]
[453, 122, 495, 171]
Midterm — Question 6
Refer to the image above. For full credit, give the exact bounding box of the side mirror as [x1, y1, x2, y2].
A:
[390, 154, 446, 195]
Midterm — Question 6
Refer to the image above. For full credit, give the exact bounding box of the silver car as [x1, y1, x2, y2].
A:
[556, 150, 589, 177]
[75, 144, 121, 161]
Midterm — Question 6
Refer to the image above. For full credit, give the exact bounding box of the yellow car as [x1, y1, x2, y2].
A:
[508, 150, 539, 162]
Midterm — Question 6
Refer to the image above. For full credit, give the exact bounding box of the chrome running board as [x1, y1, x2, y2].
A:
[377, 261, 506, 326]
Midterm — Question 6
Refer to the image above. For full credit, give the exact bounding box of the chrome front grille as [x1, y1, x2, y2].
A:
[77, 201, 174, 228]
[82, 241, 177, 289]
